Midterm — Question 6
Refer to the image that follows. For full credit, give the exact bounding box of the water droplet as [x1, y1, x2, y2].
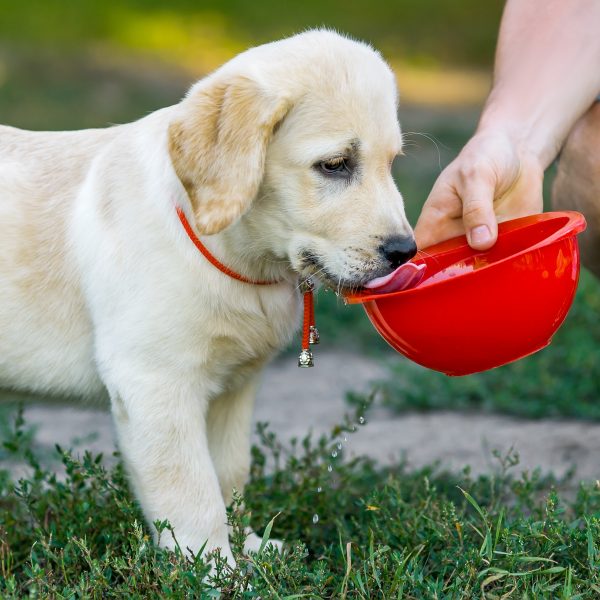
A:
[359, 416, 365, 425]
[331, 450, 338, 458]
[327, 465, 333, 472]
[317, 486, 322, 493]
[337, 442, 343, 450]
[312, 513, 319, 524]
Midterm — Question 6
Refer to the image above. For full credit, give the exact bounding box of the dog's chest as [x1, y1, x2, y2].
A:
[202, 284, 300, 390]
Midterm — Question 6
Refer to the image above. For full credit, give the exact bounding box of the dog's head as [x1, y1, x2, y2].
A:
[169, 30, 415, 291]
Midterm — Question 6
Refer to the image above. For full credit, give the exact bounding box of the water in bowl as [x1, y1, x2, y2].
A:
[420, 254, 491, 287]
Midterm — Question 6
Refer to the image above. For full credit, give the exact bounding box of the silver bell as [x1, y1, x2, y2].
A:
[309, 325, 320, 345]
[299, 277, 315, 294]
[298, 348, 314, 368]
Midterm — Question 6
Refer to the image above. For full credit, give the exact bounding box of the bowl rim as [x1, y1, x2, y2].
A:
[345, 211, 586, 305]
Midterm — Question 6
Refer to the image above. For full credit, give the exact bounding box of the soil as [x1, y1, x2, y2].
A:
[12, 350, 600, 484]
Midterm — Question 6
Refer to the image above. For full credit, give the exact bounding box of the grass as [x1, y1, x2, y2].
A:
[0, 1, 503, 114]
[2, 406, 600, 598]
[0, 1, 503, 70]
[0, 47, 188, 131]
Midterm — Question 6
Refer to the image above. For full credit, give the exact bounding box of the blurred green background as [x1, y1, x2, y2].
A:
[0, 0, 598, 419]
[0, 0, 502, 129]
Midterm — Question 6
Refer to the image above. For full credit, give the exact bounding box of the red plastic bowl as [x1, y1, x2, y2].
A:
[346, 211, 587, 376]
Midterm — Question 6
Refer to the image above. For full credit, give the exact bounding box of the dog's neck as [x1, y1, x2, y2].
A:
[194, 214, 296, 286]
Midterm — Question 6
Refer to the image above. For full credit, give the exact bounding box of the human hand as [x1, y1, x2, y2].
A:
[414, 129, 544, 251]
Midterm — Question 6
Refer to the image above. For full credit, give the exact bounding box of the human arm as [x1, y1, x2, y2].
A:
[414, 0, 600, 250]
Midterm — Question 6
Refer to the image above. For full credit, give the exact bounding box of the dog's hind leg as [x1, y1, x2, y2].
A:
[207, 377, 284, 555]
[207, 378, 258, 506]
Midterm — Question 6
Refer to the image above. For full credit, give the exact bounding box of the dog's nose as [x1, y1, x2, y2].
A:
[379, 235, 418, 269]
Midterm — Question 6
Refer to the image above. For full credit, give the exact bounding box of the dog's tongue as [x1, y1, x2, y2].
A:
[364, 262, 426, 293]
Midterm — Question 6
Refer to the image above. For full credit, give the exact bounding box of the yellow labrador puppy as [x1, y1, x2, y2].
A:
[0, 30, 415, 564]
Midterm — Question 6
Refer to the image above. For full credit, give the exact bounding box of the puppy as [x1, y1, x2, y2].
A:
[0, 30, 415, 563]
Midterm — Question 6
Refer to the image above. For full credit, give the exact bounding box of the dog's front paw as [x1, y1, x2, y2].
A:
[243, 530, 284, 555]
[160, 531, 237, 574]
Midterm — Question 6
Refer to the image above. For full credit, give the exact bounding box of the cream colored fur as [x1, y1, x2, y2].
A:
[0, 30, 413, 565]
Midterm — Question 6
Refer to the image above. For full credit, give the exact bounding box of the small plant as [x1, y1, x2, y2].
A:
[1, 406, 600, 597]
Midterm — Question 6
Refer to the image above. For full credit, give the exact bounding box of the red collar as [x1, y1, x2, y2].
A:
[176, 205, 319, 367]
[176, 206, 276, 286]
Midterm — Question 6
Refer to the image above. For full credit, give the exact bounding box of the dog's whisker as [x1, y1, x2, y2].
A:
[292, 264, 328, 294]
[414, 248, 442, 268]
[402, 131, 447, 172]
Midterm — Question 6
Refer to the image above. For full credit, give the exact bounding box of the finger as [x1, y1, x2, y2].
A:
[458, 173, 499, 251]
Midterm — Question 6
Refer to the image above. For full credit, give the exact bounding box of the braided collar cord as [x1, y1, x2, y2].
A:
[176, 206, 318, 366]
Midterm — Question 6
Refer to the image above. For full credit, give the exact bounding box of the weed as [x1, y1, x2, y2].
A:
[1, 407, 600, 598]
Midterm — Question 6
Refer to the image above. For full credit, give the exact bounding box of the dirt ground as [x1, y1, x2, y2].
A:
[14, 350, 600, 484]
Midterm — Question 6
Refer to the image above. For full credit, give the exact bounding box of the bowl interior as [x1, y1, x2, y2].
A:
[415, 214, 570, 289]
[346, 212, 584, 304]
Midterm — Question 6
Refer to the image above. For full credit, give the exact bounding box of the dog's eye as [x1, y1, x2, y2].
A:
[318, 157, 349, 175]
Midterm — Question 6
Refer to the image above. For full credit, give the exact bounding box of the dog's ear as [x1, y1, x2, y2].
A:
[168, 75, 291, 235]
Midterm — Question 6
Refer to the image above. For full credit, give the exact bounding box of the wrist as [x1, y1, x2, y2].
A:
[476, 90, 567, 169]
[475, 115, 552, 171]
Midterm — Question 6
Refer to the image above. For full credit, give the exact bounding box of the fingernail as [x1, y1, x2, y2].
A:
[470, 225, 492, 246]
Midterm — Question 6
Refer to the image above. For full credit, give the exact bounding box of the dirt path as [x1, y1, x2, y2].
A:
[14, 351, 600, 482]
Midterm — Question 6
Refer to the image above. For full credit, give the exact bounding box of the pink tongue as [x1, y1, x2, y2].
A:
[364, 262, 426, 293]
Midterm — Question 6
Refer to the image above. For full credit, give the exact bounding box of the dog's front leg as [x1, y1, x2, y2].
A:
[107, 372, 234, 565]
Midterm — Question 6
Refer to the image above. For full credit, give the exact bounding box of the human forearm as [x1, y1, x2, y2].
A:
[415, 0, 600, 251]
[478, 0, 600, 168]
